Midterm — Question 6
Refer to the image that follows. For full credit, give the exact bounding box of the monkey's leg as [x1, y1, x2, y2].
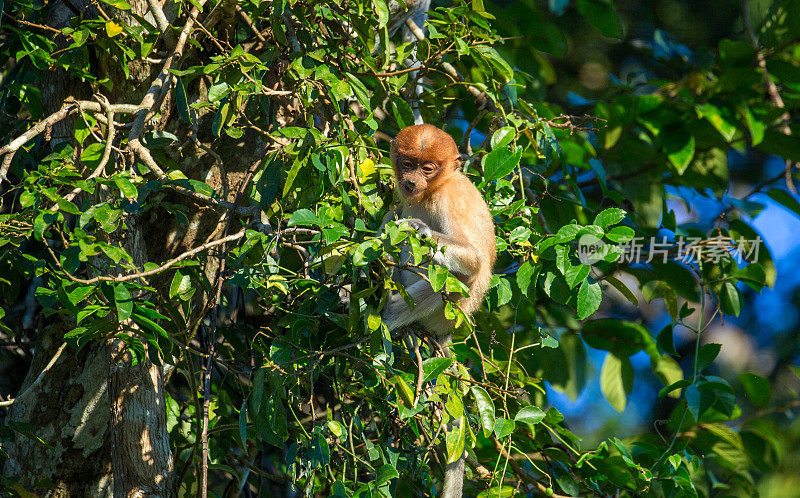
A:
[381, 280, 443, 331]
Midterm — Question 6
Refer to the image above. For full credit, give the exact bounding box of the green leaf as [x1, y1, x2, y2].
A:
[482, 146, 522, 181]
[514, 406, 545, 428]
[56, 197, 81, 215]
[114, 176, 137, 199]
[656, 324, 677, 356]
[393, 376, 415, 407]
[422, 357, 452, 383]
[81, 142, 107, 170]
[175, 76, 193, 125]
[373, 0, 390, 27]
[577, 0, 622, 38]
[100, 0, 131, 9]
[282, 153, 308, 198]
[600, 352, 633, 412]
[564, 263, 590, 289]
[288, 209, 319, 227]
[375, 463, 399, 486]
[663, 128, 695, 174]
[720, 281, 742, 316]
[169, 270, 194, 301]
[740, 105, 765, 146]
[493, 417, 515, 439]
[696, 343, 721, 372]
[605, 225, 634, 243]
[653, 355, 683, 398]
[476, 486, 516, 498]
[114, 283, 133, 321]
[582, 319, 653, 357]
[131, 313, 169, 340]
[391, 97, 414, 130]
[208, 81, 229, 102]
[471, 386, 495, 438]
[554, 224, 581, 243]
[516, 260, 536, 297]
[428, 264, 447, 292]
[659, 379, 691, 399]
[327, 420, 344, 439]
[445, 415, 467, 464]
[696, 103, 737, 142]
[735, 263, 766, 291]
[490, 126, 515, 149]
[67, 285, 95, 305]
[685, 383, 713, 421]
[577, 279, 602, 320]
[604, 275, 638, 306]
[472, 45, 514, 82]
[211, 98, 230, 137]
[593, 207, 626, 228]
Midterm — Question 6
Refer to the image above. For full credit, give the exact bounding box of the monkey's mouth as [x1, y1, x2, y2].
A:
[402, 184, 417, 196]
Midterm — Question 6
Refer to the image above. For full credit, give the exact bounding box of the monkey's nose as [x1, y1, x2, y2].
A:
[402, 180, 416, 193]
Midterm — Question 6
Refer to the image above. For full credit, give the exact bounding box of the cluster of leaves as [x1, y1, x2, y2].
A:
[1, 0, 800, 496]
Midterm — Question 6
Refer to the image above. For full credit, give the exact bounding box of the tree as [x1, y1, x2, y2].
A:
[1, 0, 799, 496]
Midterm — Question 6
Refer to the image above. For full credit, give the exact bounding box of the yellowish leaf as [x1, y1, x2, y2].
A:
[105, 21, 124, 37]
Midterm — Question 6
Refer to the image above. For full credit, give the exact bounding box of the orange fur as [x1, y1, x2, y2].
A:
[383, 124, 496, 336]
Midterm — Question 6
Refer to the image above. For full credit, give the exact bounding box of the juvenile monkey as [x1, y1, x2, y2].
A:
[382, 124, 496, 337]
[381, 124, 496, 498]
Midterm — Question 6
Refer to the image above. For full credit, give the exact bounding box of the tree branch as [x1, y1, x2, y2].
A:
[146, 0, 176, 47]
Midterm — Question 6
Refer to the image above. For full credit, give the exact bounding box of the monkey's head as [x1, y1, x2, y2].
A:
[390, 124, 461, 202]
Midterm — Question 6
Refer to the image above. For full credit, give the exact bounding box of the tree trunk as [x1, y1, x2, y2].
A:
[3, 1, 176, 495]
[3, 324, 114, 496]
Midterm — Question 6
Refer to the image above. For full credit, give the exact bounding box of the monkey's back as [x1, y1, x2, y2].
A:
[437, 172, 496, 314]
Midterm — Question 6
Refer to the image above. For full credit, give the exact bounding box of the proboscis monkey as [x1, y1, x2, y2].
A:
[381, 124, 496, 498]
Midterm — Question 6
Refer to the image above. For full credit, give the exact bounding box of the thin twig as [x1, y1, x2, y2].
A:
[405, 19, 496, 113]
[412, 337, 424, 404]
[742, 0, 796, 192]
[236, 5, 266, 43]
[0, 342, 68, 408]
[3, 13, 64, 35]
[50, 229, 247, 285]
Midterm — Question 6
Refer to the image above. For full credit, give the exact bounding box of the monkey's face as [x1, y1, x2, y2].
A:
[391, 124, 461, 202]
[394, 156, 439, 200]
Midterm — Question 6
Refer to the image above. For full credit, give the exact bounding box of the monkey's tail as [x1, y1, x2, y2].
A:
[440, 414, 466, 498]
[440, 451, 465, 498]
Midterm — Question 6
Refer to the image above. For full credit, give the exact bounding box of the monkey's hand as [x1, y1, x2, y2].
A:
[396, 218, 433, 239]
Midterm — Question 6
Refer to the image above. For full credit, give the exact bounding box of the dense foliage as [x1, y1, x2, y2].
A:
[1, 0, 800, 496]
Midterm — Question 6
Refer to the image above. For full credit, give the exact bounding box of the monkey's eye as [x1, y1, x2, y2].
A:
[400, 160, 414, 171]
[421, 162, 436, 174]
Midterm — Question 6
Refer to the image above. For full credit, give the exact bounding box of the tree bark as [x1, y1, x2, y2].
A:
[3, 324, 113, 496]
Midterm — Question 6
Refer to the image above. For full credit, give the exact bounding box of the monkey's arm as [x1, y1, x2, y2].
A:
[397, 219, 483, 277]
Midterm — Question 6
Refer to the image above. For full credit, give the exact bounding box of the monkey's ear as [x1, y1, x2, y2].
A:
[455, 153, 466, 170]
